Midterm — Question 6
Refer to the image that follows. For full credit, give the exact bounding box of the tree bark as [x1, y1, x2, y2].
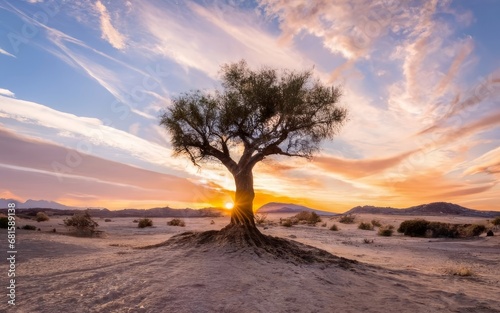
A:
[230, 168, 256, 228]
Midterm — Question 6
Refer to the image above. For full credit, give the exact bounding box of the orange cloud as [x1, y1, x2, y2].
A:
[0, 127, 228, 209]
[313, 150, 418, 179]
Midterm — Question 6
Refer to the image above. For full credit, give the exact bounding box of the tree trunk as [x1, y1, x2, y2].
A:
[230, 168, 256, 228]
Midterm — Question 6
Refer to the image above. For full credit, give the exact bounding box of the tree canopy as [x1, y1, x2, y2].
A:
[160, 60, 347, 176]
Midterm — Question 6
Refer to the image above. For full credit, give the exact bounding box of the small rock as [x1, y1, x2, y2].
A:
[486, 230, 494, 236]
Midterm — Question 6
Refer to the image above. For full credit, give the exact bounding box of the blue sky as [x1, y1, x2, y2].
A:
[0, 0, 499, 211]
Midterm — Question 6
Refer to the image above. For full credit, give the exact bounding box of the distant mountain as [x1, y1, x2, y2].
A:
[0, 198, 78, 210]
[257, 202, 337, 215]
[344, 202, 498, 218]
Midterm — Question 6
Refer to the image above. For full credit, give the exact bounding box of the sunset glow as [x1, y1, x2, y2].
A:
[0, 1, 499, 212]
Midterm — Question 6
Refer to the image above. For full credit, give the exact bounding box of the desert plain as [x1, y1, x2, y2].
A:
[1, 213, 499, 313]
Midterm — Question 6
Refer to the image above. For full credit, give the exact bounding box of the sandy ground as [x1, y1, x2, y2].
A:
[1, 213, 499, 313]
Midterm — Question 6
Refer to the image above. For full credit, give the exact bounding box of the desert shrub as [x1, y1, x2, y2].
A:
[293, 211, 322, 224]
[446, 266, 473, 277]
[166, 218, 184, 227]
[329, 224, 339, 231]
[492, 216, 500, 226]
[378, 225, 394, 236]
[64, 211, 99, 234]
[0, 217, 8, 229]
[133, 219, 138, 223]
[321, 222, 327, 227]
[138, 218, 154, 228]
[363, 238, 374, 244]
[338, 214, 356, 224]
[397, 219, 429, 237]
[36, 212, 50, 222]
[358, 222, 374, 231]
[463, 224, 486, 237]
[427, 222, 460, 238]
[22, 224, 37, 230]
[371, 219, 381, 227]
[281, 219, 293, 227]
[104, 218, 112, 222]
[254, 213, 268, 225]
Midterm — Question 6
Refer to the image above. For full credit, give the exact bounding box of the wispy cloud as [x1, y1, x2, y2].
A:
[137, 1, 312, 78]
[0, 88, 15, 97]
[313, 150, 419, 179]
[0, 47, 16, 58]
[95, 0, 126, 50]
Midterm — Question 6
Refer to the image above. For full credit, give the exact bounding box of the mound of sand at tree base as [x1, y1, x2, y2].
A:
[1, 214, 500, 313]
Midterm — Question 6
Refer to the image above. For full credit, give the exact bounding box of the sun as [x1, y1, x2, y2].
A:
[224, 202, 234, 210]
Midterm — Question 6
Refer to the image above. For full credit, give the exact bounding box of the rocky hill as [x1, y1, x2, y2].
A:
[344, 202, 498, 218]
[257, 202, 337, 215]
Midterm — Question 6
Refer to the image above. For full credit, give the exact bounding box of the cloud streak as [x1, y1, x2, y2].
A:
[0, 47, 15, 58]
[95, 1, 126, 50]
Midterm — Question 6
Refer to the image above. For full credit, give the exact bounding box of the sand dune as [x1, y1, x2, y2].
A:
[1, 214, 499, 312]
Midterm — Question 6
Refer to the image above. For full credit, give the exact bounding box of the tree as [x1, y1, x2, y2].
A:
[160, 60, 346, 239]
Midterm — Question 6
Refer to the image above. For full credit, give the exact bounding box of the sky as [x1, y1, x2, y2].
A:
[0, 0, 499, 212]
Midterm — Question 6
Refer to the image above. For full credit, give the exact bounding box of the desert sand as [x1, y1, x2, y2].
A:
[1, 214, 499, 313]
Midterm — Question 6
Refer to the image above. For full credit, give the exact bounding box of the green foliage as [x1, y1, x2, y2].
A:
[0, 217, 8, 229]
[64, 211, 99, 234]
[338, 214, 356, 224]
[160, 60, 346, 168]
[36, 212, 50, 222]
[138, 218, 154, 228]
[371, 219, 381, 227]
[358, 222, 374, 231]
[166, 218, 185, 227]
[22, 224, 37, 230]
[378, 225, 394, 236]
[329, 224, 339, 231]
[492, 216, 500, 226]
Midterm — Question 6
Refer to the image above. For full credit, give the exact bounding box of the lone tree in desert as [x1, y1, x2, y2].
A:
[160, 60, 346, 249]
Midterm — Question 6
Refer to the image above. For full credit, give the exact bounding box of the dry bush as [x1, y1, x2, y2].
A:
[254, 213, 268, 225]
[293, 211, 322, 225]
[104, 218, 112, 222]
[167, 218, 185, 227]
[363, 238, 374, 244]
[329, 224, 339, 231]
[22, 224, 37, 230]
[64, 211, 99, 235]
[491, 216, 500, 226]
[321, 222, 327, 227]
[397, 219, 429, 237]
[371, 219, 381, 227]
[338, 214, 356, 224]
[378, 225, 394, 236]
[138, 218, 154, 228]
[358, 222, 374, 231]
[36, 212, 50, 222]
[446, 266, 473, 277]
[462, 224, 486, 237]
[281, 219, 293, 227]
[398, 219, 486, 238]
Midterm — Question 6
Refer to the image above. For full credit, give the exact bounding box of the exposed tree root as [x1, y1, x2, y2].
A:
[138, 225, 357, 268]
